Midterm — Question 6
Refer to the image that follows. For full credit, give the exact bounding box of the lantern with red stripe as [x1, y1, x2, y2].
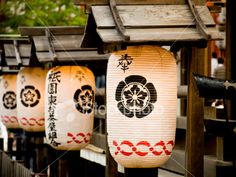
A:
[107, 46, 177, 168]
[17, 67, 48, 132]
[45, 66, 95, 150]
[0, 74, 20, 129]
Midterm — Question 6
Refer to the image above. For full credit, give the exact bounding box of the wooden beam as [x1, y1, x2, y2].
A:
[74, 0, 186, 6]
[186, 47, 205, 177]
[187, 0, 210, 40]
[109, 0, 130, 41]
[19, 26, 84, 36]
[13, 40, 22, 65]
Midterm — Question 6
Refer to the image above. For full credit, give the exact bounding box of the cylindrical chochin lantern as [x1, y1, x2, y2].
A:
[17, 67, 48, 132]
[0, 74, 20, 129]
[45, 66, 95, 150]
[107, 46, 177, 168]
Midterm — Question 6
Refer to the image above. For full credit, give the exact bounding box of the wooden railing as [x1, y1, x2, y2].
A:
[0, 150, 32, 177]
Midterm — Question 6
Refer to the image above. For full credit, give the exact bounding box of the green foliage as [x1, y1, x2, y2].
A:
[0, 0, 87, 34]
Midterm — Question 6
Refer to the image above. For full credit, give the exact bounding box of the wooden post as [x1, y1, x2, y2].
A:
[67, 151, 81, 177]
[185, 47, 205, 177]
[226, 0, 236, 119]
[16, 137, 22, 160]
[7, 137, 13, 156]
[0, 138, 3, 150]
[48, 147, 58, 177]
[105, 148, 118, 177]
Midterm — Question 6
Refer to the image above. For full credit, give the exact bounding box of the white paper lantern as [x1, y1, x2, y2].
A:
[0, 74, 20, 129]
[107, 45, 177, 168]
[45, 66, 95, 150]
[17, 67, 48, 132]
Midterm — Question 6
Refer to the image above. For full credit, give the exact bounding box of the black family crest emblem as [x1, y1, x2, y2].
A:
[2, 91, 17, 109]
[73, 85, 95, 114]
[117, 54, 133, 73]
[115, 75, 157, 118]
[20, 85, 41, 107]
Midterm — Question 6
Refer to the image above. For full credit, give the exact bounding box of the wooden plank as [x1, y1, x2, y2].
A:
[187, 0, 210, 40]
[90, 132, 106, 150]
[5, 58, 30, 66]
[92, 5, 215, 28]
[19, 26, 84, 36]
[33, 35, 83, 51]
[0, 35, 28, 41]
[5, 58, 18, 66]
[109, 0, 130, 42]
[36, 51, 109, 62]
[4, 44, 31, 57]
[4, 44, 15, 57]
[106, 145, 118, 177]
[97, 27, 221, 43]
[186, 47, 205, 177]
[74, 0, 186, 5]
[13, 40, 22, 65]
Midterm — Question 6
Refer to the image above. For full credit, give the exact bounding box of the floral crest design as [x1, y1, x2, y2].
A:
[115, 75, 157, 118]
[20, 85, 41, 107]
[2, 91, 17, 109]
[74, 85, 94, 114]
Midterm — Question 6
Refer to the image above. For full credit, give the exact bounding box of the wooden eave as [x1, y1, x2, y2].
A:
[0, 35, 31, 69]
[81, 4, 223, 53]
[19, 26, 109, 63]
[74, 0, 187, 6]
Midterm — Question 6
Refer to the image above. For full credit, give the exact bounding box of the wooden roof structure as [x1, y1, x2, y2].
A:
[76, 0, 222, 53]
[19, 26, 109, 63]
[0, 35, 31, 72]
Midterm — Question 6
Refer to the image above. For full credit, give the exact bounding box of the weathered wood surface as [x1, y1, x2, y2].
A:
[5, 58, 30, 66]
[186, 47, 205, 177]
[4, 44, 31, 57]
[74, 0, 186, 5]
[33, 36, 83, 51]
[90, 132, 106, 149]
[36, 51, 109, 62]
[19, 26, 84, 36]
[32, 35, 109, 62]
[92, 5, 215, 28]
[96, 27, 221, 43]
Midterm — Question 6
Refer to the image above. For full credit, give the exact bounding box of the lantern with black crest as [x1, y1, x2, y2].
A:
[107, 45, 177, 168]
[45, 66, 95, 150]
[0, 74, 20, 129]
[17, 67, 48, 132]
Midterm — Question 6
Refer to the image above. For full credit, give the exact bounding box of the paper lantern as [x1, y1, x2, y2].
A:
[17, 67, 48, 132]
[107, 45, 177, 168]
[0, 74, 20, 129]
[45, 66, 95, 150]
